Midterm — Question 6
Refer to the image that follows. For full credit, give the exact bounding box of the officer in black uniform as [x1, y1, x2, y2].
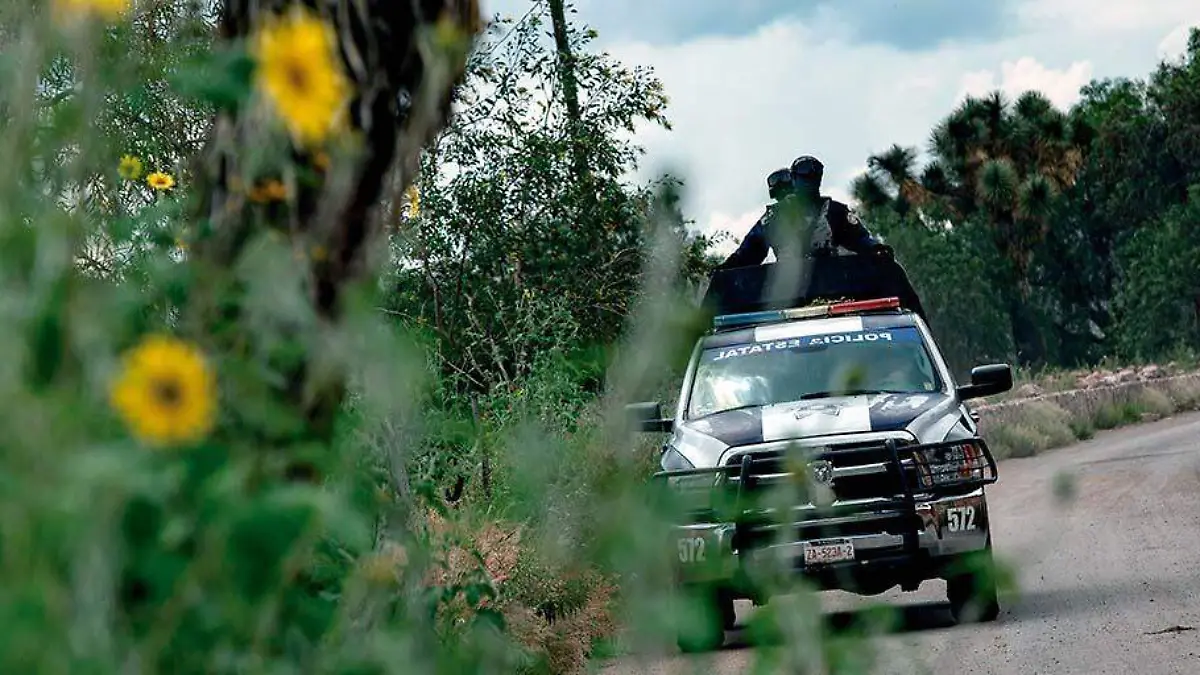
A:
[717, 155, 892, 270]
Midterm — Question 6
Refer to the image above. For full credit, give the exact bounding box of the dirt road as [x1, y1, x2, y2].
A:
[602, 411, 1200, 675]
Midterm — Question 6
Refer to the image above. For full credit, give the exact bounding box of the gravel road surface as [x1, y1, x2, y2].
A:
[602, 411, 1200, 675]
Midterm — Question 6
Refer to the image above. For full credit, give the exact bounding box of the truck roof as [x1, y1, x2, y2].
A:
[700, 300, 919, 350]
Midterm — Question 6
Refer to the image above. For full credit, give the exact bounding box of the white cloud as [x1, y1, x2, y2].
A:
[958, 58, 1094, 109]
[703, 209, 761, 255]
[1014, 0, 1194, 36]
[601, 0, 1198, 246]
[1159, 22, 1196, 61]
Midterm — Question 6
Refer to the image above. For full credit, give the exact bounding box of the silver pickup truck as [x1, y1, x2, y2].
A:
[629, 294, 1013, 652]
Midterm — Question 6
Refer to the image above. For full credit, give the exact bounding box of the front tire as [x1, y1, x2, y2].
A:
[675, 586, 734, 653]
[947, 545, 1001, 624]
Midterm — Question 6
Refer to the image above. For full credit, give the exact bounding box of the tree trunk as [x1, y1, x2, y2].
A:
[548, 0, 587, 184]
[186, 0, 482, 478]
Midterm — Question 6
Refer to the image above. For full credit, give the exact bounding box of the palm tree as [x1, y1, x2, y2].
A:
[850, 144, 929, 216]
[852, 89, 1093, 365]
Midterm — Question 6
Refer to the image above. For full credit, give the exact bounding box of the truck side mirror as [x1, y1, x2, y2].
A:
[956, 363, 1013, 401]
[625, 401, 674, 433]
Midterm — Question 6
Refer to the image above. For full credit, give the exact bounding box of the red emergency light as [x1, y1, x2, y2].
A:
[827, 297, 902, 316]
[712, 296, 903, 329]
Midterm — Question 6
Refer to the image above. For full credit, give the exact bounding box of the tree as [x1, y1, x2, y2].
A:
[853, 90, 1092, 366]
[864, 208, 1013, 375]
[850, 143, 929, 218]
[382, 3, 710, 396]
[1111, 187, 1200, 358]
[853, 31, 1200, 370]
[1096, 28, 1200, 357]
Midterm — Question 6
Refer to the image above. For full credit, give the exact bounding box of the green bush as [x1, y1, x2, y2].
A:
[987, 401, 1075, 459]
[1092, 402, 1140, 429]
[1068, 417, 1096, 440]
[989, 423, 1047, 459]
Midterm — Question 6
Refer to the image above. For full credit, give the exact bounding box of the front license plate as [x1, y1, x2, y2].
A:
[803, 538, 855, 566]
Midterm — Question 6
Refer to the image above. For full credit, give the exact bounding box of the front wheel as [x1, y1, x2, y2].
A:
[674, 585, 735, 653]
[946, 546, 1001, 624]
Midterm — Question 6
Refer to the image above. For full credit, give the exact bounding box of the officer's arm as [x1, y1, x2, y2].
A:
[717, 212, 770, 269]
[829, 201, 883, 253]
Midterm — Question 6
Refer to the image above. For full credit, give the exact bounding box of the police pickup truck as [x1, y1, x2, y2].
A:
[628, 258, 1013, 652]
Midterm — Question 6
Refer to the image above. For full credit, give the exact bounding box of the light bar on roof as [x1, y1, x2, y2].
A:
[712, 297, 902, 329]
[828, 297, 901, 315]
[712, 306, 827, 329]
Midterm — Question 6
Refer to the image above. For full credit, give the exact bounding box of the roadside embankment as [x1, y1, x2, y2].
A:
[973, 369, 1200, 460]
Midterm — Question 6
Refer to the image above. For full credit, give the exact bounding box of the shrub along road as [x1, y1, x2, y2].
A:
[604, 411, 1200, 674]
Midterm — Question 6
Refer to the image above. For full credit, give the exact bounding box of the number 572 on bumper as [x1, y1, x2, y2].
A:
[672, 525, 734, 582]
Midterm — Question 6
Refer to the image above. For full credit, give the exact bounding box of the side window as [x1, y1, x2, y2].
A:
[688, 370, 715, 418]
[914, 347, 937, 390]
[914, 333, 948, 390]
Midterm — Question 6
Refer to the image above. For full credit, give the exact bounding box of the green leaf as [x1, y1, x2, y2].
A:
[168, 45, 255, 112]
[1018, 174, 1056, 219]
[976, 158, 1018, 209]
[26, 275, 68, 389]
[227, 493, 319, 601]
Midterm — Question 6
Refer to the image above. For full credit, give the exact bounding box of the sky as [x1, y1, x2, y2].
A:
[480, 0, 1199, 254]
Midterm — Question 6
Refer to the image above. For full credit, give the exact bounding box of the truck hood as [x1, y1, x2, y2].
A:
[673, 392, 964, 468]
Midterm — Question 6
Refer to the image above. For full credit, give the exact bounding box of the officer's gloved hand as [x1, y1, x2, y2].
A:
[869, 243, 895, 260]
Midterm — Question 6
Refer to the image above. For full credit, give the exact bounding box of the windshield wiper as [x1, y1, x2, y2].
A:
[691, 403, 766, 419]
[799, 388, 909, 400]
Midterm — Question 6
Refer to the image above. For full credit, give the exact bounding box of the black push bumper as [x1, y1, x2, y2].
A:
[654, 438, 998, 595]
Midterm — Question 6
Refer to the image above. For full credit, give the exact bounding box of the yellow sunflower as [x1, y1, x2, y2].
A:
[253, 6, 352, 146]
[53, 0, 130, 23]
[109, 335, 217, 448]
[147, 172, 176, 191]
[118, 154, 143, 181]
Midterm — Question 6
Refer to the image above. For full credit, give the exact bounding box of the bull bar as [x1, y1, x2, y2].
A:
[651, 437, 999, 587]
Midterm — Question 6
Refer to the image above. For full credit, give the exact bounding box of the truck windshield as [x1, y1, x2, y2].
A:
[687, 325, 942, 419]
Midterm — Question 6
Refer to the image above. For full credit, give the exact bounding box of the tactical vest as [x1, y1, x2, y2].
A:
[763, 196, 838, 259]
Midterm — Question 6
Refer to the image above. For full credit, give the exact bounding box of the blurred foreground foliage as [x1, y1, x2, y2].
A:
[4, 0, 1200, 673]
[0, 1, 720, 673]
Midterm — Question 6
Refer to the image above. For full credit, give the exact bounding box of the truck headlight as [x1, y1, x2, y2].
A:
[658, 447, 729, 520]
[661, 447, 712, 493]
[912, 440, 995, 490]
[660, 446, 694, 472]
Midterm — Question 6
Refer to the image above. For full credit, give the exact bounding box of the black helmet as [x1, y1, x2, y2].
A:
[790, 155, 824, 184]
[766, 168, 793, 200]
[790, 155, 824, 199]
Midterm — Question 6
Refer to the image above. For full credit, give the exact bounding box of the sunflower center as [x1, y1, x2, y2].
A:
[285, 59, 309, 92]
[151, 377, 183, 409]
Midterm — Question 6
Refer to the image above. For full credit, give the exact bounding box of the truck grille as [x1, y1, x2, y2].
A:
[720, 437, 923, 550]
[723, 438, 921, 504]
